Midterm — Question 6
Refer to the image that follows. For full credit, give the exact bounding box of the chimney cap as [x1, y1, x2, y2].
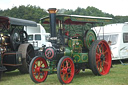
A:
[48, 8, 57, 13]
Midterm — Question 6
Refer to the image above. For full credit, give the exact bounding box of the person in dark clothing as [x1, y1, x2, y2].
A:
[108, 41, 113, 67]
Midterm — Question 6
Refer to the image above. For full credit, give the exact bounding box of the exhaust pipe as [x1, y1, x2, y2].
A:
[48, 8, 57, 38]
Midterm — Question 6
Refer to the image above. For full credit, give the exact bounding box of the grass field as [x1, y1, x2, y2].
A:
[0, 64, 128, 85]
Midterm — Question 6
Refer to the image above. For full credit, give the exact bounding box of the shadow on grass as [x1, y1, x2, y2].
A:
[74, 70, 95, 79]
[1, 70, 25, 81]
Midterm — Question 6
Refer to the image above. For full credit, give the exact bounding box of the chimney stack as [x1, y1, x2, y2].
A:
[48, 8, 57, 37]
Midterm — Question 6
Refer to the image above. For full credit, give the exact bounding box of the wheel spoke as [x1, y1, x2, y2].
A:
[61, 73, 65, 80]
[98, 61, 102, 72]
[33, 70, 37, 75]
[103, 61, 109, 66]
[40, 60, 43, 66]
[27, 49, 32, 54]
[37, 72, 41, 79]
[61, 63, 65, 69]
[66, 73, 69, 80]
[96, 53, 100, 60]
[35, 62, 38, 67]
[100, 65, 105, 73]
[96, 53, 100, 57]
[103, 49, 108, 55]
[97, 45, 101, 53]
[101, 43, 104, 48]
[40, 61, 44, 66]
[96, 59, 101, 64]
[66, 60, 69, 68]
[26, 52, 31, 58]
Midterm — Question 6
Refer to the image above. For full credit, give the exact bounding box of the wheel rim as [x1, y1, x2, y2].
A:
[32, 57, 48, 82]
[96, 40, 111, 75]
[60, 58, 74, 83]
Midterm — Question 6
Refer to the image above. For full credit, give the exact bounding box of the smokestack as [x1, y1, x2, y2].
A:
[48, 8, 57, 37]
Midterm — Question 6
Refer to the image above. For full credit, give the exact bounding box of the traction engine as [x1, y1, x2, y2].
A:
[29, 8, 112, 84]
[0, 17, 37, 80]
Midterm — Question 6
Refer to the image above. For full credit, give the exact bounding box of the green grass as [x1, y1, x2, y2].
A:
[0, 64, 128, 85]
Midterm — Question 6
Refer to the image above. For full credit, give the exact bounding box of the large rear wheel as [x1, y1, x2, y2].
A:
[29, 56, 48, 83]
[89, 40, 111, 75]
[57, 56, 75, 84]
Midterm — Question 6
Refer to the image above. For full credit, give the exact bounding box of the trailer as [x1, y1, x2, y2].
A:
[93, 23, 128, 60]
[29, 8, 112, 84]
[0, 16, 37, 80]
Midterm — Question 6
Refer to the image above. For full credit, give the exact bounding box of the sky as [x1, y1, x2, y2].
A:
[1, 0, 128, 16]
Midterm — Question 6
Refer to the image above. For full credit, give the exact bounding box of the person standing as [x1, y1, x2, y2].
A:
[108, 41, 114, 67]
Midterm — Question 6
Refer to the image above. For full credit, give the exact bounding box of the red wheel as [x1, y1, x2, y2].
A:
[75, 69, 80, 75]
[57, 56, 75, 84]
[89, 40, 111, 75]
[29, 56, 48, 83]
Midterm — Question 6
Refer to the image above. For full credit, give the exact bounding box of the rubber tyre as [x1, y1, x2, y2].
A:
[57, 56, 75, 84]
[29, 56, 48, 83]
[89, 40, 111, 76]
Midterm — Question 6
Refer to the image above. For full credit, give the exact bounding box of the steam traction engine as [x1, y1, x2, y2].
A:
[0, 16, 37, 80]
[29, 8, 112, 84]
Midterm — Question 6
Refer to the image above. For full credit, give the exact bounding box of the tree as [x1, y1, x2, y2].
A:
[0, 5, 48, 23]
[0, 5, 128, 32]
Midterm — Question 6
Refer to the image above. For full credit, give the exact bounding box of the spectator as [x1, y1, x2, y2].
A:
[108, 41, 114, 57]
[108, 40, 113, 67]
[108, 41, 112, 48]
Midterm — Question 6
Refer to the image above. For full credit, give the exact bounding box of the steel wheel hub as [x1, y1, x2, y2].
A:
[100, 54, 105, 61]
[35, 67, 40, 73]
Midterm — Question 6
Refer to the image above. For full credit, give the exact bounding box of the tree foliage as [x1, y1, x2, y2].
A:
[0, 5, 48, 23]
[0, 5, 128, 32]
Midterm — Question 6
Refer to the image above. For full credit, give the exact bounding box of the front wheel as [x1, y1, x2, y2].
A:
[57, 56, 75, 84]
[29, 56, 48, 83]
[89, 40, 112, 76]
